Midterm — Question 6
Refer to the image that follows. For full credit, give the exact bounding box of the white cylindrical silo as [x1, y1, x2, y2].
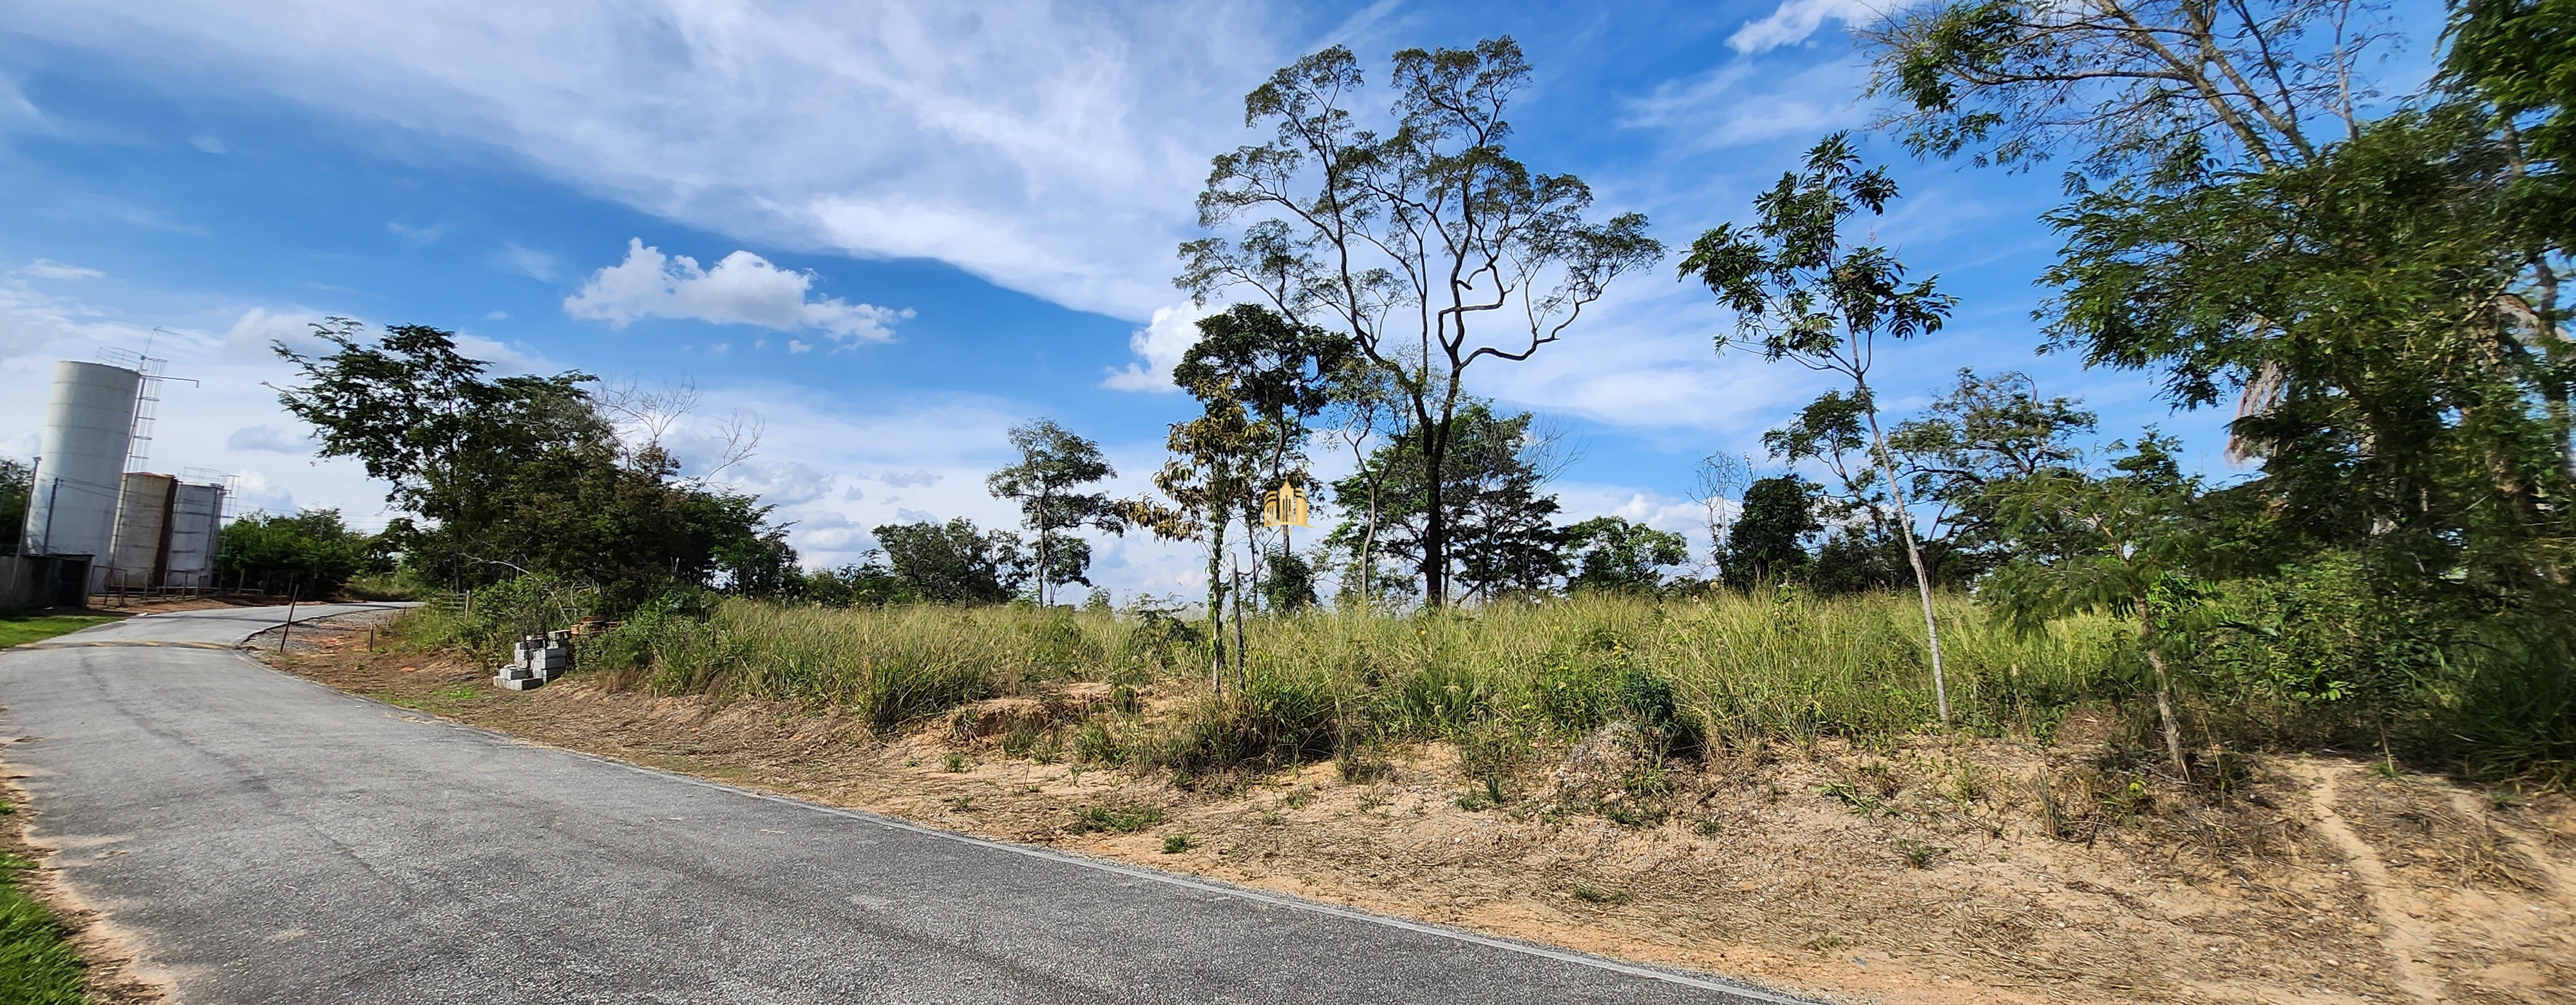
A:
[162, 481, 225, 589]
[24, 362, 141, 588]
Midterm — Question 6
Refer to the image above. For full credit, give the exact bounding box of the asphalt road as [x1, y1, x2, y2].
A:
[1, 604, 1805, 1004]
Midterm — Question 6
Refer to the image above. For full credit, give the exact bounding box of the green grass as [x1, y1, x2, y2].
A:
[0, 614, 119, 649]
[514, 591, 2125, 763]
[0, 851, 86, 1004]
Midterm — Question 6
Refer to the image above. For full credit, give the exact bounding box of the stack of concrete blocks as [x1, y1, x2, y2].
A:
[494, 630, 574, 691]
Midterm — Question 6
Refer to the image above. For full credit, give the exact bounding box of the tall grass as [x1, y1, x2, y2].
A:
[507, 590, 2128, 764]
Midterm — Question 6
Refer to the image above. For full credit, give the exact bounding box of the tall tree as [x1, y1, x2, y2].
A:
[1891, 368, 2099, 577]
[1325, 401, 1567, 602]
[1564, 517, 1690, 594]
[1181, 37, 1663, 606]
[873, 518, 1027, 604]
[987, 419, 1122, 606]
[1170, 304, 1349, 597]
[1681, 135, 1963, 724]
[1720, 475, 1823, 589]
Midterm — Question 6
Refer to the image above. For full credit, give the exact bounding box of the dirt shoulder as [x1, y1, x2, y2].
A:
[259, 613, 2576, 1005]
[0, 760, 165, 1003]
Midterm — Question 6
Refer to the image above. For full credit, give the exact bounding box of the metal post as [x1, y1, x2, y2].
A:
[279, 584, 298, 652]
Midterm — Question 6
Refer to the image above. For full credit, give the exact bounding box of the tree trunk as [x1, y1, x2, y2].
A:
[1420, 419, 1450, 608]
[1860, 389, 1951, 727]
[2140, 614, 2189, 778]
[1206, 497, 1228, 694]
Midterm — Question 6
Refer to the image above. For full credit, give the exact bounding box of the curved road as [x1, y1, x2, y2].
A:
[1, 605, 1802, 1004]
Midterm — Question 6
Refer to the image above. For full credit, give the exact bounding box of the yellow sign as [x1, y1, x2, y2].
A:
[1261, 480, 1311, 528]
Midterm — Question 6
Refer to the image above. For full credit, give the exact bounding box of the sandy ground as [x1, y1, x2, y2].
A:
[254, 613, 2576, 1005]
[0, 761, 165, 1004]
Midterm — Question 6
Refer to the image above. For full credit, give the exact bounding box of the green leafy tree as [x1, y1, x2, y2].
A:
[276, 320, 793, 607]
[1170, 304, 1349, 602]
[0, 459, 29, 555]
[1681, 134, 1962, 723]
[216, 509, 384, 597]
[1890, 368, 2098, 577]
[1181, 37, 1663, 606]
[1564, 517, 1689, 594]
[872, 519, 1026, 604]
[1984, 434, 2204, 775]
[1719, 475, 1823, 589]
[987, 419, 1122, 605]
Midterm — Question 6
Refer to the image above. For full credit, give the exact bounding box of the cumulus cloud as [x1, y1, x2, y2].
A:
[878, 470, 940, 488]
[565, 238, 913, 344]
[226, 425, 308, 453]
[20, 259, 104, 280]
[1729, 0, 1877, 53]
[1101, 303, 1208, 392]
[894, 507, 939, 524]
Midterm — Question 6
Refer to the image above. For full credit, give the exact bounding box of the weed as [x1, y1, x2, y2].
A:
[1001, 726, 1039, 757]
[1821, 781, 1883, 817]
[1895, 838, 1942, 869]
[1455, 790, 1497, 812]
[1567, 884, 1632, 905]
[1282, 786, 1314, 809]
[1069, 803, 1164, 834]
[1694, 814, 1724, 836]
[1799, 934, 1847, 954]
[942, 753, 965, 773]
[945, 794, 976, 812]
[438, 685, 480, 702]
[1336, 742, 1391, 784]
[1161, 834, 1192, 854]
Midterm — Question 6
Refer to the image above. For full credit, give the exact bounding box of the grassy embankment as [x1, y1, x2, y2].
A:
[406, 589, 2141, 783]
[0, 614, 111, 1004]
[0, 615, 117, 650]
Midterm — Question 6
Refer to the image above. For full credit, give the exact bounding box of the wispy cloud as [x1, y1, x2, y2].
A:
[493, 242, 556, 281]
[19, 259, 104, 280]
[564, 238, 913, 344]
[1729, 0, 1878, 54]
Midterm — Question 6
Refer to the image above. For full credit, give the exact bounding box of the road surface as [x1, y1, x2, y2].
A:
[1, 604, 1804, 1004]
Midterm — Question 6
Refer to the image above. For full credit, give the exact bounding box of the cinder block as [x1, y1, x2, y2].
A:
[493, 675, 544, 691]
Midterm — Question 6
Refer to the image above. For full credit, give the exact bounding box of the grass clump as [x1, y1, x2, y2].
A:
[0, 851, 86, 1004]
[1069, 803, 1163, 834]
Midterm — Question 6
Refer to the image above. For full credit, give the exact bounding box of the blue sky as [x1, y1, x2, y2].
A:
[0, 0, 2441, 598]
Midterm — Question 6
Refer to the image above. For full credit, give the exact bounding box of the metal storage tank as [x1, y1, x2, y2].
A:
[23, 361, 140, 593]
[106, 472, 175, 591]
[162, 481, 224, 590]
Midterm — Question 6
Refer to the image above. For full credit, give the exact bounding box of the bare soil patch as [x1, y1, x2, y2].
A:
[262, 613, 2576, 1005]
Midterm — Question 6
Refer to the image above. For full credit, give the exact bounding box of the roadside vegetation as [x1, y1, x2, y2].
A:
[0, 805, 85, 1005]
[0, 615, 118, 650]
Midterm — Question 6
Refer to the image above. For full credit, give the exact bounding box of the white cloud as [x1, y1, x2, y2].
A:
[20, 259, 104, 280]
[878, 470, 940, 488]
[386, 220, 443, 245]
[484, 310, 509, 320]
[787, 339, 812, 354]
[1729, 0, 1877, 54]
[565, 238, 912, 344]
[1622, 57, 1871, 152]
[7, 1, 1273, 320]
[494, 242, 556, 281]
[188, 133, 227, 153]
[1101, 302, 1209, 392]
[226, 425, 308, 453]
[894, 507, 940, 524]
